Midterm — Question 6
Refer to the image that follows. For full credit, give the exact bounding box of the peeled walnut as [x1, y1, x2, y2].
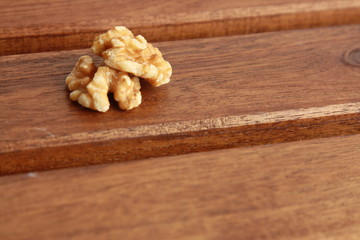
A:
[66, 26, 171, 112]
[92, 26, 172, 87]
[66, 56, 141, 112]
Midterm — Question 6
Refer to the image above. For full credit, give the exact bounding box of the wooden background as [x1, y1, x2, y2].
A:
[1, 0, 360, 55]
[2, 25, 360, 174]
[2, 134, 360, 240]
[1, 0, 360, 239]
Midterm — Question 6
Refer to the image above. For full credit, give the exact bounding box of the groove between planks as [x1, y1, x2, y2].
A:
[2, 102, 360, 153]
[1, 0, 360, 55]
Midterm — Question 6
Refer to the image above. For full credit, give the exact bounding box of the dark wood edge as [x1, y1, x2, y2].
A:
[2, 112, 359, 175]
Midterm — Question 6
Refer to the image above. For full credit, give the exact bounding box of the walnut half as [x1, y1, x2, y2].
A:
[92, 26, 172, 87]
[66, 56, 141, 112]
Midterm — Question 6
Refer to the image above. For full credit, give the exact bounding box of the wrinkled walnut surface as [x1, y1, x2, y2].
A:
[92, 26, 172, 87]
[66, 56, 141, 112]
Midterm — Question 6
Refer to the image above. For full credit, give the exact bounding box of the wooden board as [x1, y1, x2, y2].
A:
[1, 134, 360, 240]
[1, 25, 360, 175]
[1, 0, 360, 55]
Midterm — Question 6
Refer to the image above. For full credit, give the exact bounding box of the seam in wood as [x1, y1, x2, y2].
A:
[2, 102, 359, 153]
[2, 1, 360, 38]
[1, 1, 360, 55]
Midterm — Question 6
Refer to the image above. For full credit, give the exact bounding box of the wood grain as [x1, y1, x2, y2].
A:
[1, 25, 360, 175]
[1, 0, 360, 55]
[1, 134, 360, 240]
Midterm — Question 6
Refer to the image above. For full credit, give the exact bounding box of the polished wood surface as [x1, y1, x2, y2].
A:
[1, 25, 360, 174]
[1, 0, 360, 55]
[2, 1, 360, 238]
[1, 134, 360, 240]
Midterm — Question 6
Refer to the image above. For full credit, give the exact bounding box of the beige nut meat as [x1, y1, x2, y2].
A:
[113, 72, 142, 111]
[91, 26, 134, 56]
[65, 55, 97, 101]
[92, 26, 172, 87]
[66, 56, 141, 112]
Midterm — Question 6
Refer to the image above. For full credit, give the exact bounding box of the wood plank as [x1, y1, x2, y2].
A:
[1, 134, 360, 240]
[1, 0, 360, 55]
[1, 25, 360, 175]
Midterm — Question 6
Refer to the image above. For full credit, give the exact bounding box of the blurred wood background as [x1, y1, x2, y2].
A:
[1, 0, 360, 55]
[1, 0, 360, 239]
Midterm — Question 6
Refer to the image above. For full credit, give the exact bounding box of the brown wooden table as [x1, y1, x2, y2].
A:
[1, 0, 360, 239]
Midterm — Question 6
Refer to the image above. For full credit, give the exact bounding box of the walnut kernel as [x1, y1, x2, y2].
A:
[66, 26, 171, 112]
[92, 26, 172, 87]
[66, 57, 141, 112]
